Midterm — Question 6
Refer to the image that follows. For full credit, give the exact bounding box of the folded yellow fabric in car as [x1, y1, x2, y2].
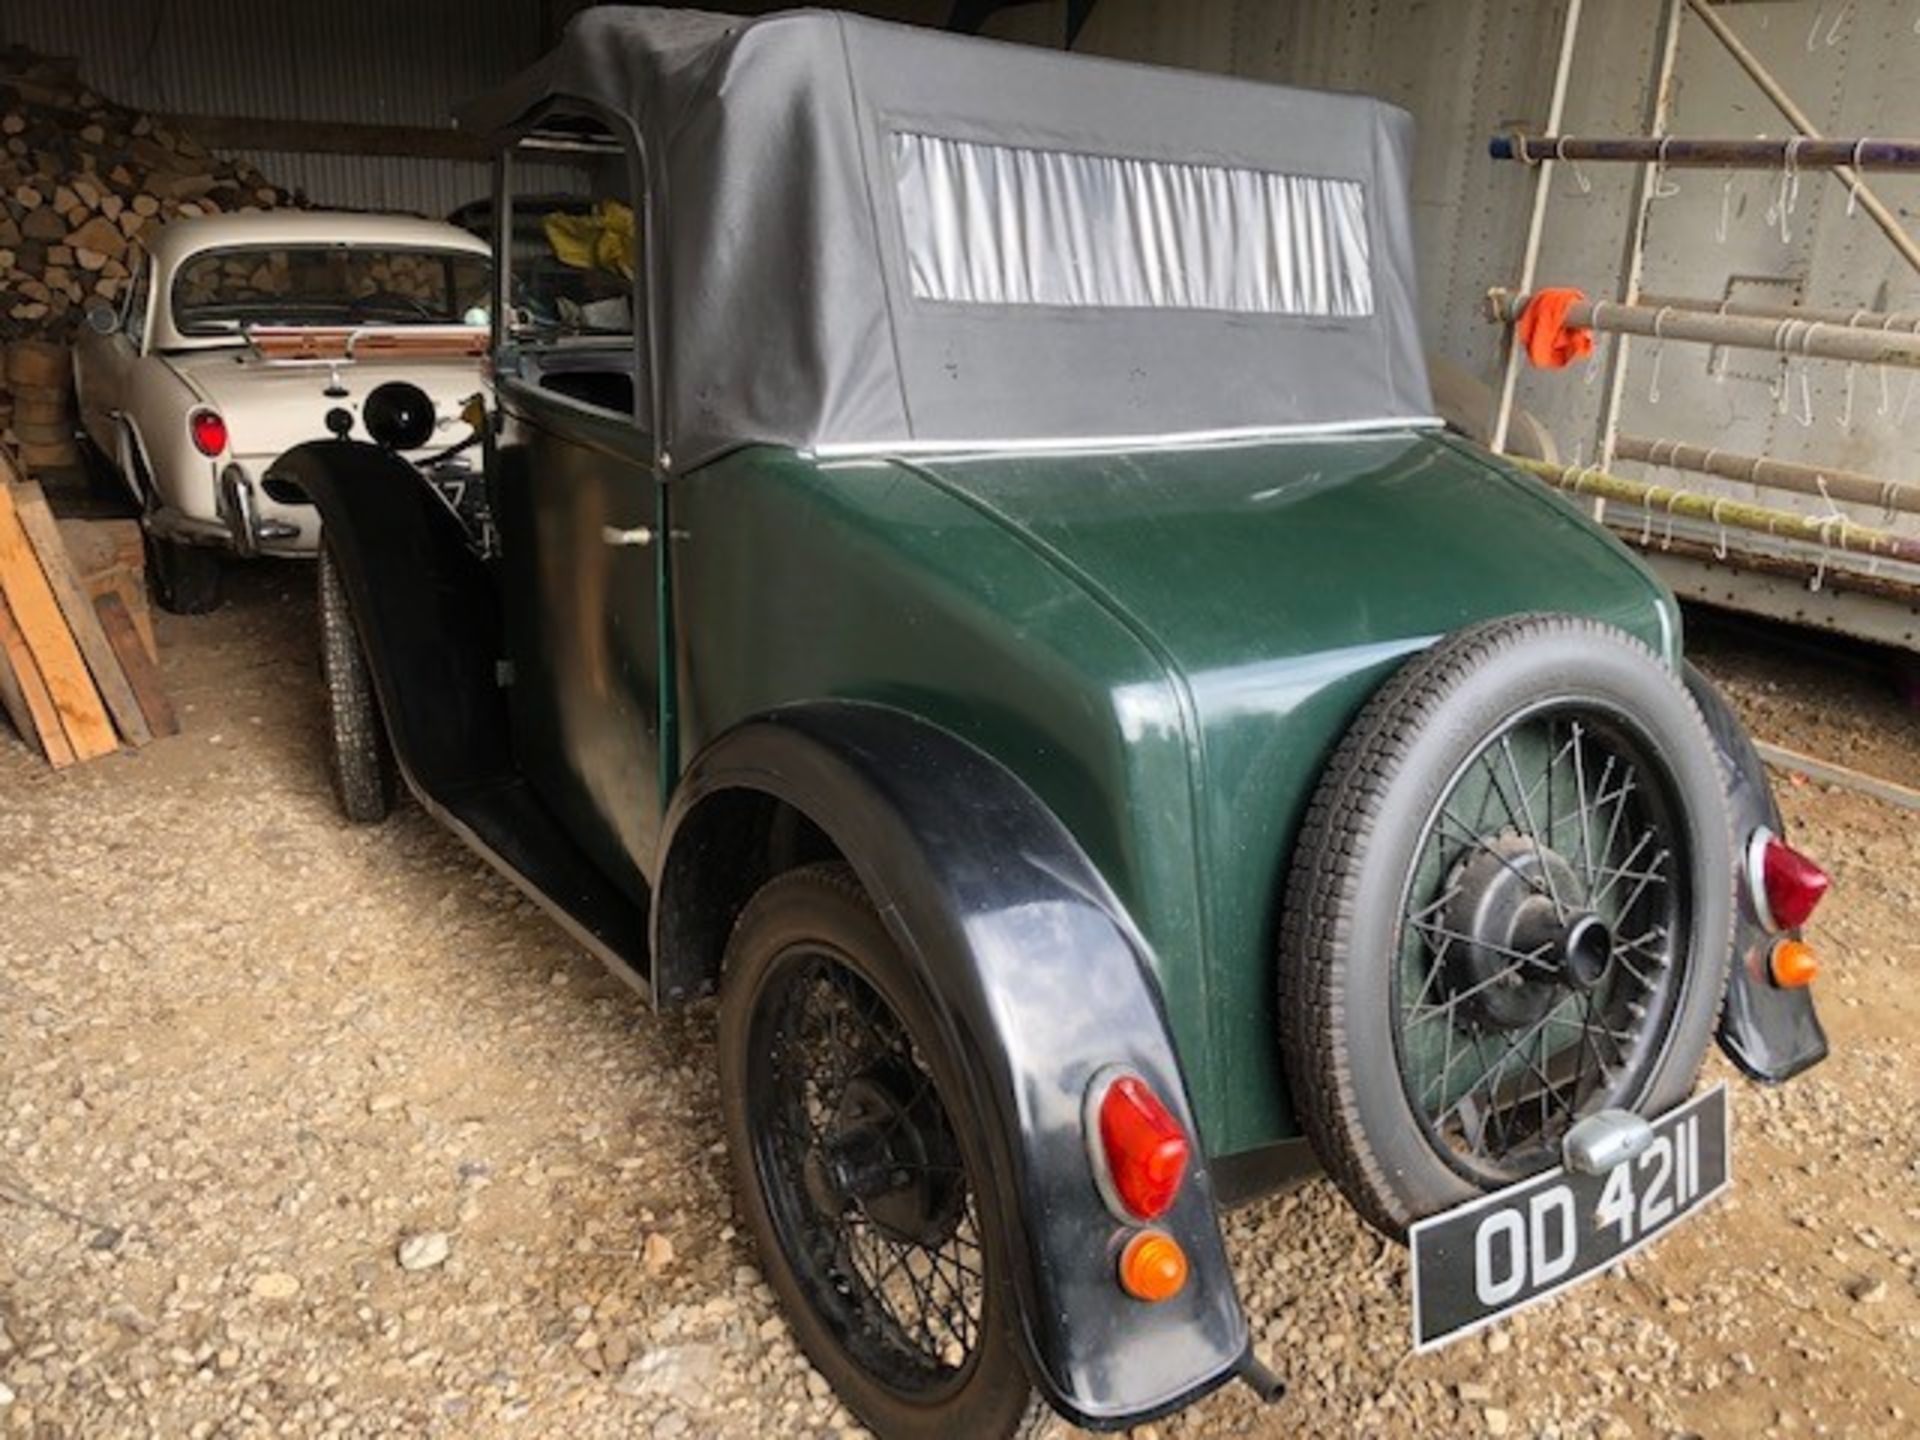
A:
[543, 200, 637, 280]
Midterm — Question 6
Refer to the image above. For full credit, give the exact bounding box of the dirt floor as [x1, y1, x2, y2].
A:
[2, 564, 1916, 1439]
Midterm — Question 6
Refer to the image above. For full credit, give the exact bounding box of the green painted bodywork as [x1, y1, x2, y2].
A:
[655, 428, 1678, 1157]
[491, 384, 1677, 1156]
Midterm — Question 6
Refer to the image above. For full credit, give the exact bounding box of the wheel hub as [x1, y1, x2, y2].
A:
[804, 1063, 965, 1247]
[1443, 835, 1614, 1028]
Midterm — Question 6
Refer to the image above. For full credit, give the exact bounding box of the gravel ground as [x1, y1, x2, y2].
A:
[2, 564, 1917, 1439]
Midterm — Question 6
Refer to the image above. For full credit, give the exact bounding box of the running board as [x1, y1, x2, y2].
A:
[422, 774, 652, 998]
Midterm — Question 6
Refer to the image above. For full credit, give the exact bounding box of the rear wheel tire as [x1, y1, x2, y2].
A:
[145, 534, 223, 615]
[318, 542, 395, 824]
[719, 863, 1045, 1440]
[1280, 615, 1734, 1239]
[75, 434, 140, 515]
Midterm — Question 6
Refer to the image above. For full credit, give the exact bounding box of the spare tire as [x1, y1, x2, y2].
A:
[1279, 615, 1733, 1239]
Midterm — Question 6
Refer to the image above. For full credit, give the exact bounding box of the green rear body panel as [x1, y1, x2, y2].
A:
[667, 429, 1677, 1158]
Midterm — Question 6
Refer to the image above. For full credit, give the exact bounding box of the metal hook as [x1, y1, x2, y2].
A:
[1809, 1, 1852, 49]
[1652, 137, 1681, 199]
[1827, 0, 1852, 46]
[1767, 138, 1804, 243]
[1556, 136, 1593, 196]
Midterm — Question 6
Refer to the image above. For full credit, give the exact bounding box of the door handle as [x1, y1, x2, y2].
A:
[601, 524, 654, 547]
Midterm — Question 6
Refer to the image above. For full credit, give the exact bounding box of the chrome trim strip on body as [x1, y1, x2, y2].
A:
[807, 415, 1446, 462]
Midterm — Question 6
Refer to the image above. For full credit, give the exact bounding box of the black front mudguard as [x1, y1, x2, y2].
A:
[656, 704, 1251, 1430]
[1686, 666, 1828, 1082]
[270, 439, 654, 981]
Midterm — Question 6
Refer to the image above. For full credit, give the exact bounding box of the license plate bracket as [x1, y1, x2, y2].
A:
[1409, 1085, 1731, 1351]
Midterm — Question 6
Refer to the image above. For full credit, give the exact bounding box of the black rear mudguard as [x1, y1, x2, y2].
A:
[656, 705, 1253, 1430]
[1686, 666, 1828, 1082]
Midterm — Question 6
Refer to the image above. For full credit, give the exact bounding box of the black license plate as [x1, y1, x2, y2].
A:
[1409, 1085, 1730, 1351]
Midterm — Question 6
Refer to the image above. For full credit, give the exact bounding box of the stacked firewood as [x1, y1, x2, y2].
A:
[0, 44, 297, 467]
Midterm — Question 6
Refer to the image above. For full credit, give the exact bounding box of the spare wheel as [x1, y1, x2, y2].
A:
[1279, 614, 1734, 1239]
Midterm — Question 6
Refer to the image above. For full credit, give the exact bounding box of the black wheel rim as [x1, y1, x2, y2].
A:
[1391, 701, 1695, 1185]
[746, 946, 986, 1397]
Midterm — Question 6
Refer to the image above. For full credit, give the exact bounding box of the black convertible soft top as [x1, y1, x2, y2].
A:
[460, 6, 1435, 468]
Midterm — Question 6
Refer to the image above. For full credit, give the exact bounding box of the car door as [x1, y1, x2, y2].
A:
[488, 116, 662, 904]
[74, 248, 150, 450]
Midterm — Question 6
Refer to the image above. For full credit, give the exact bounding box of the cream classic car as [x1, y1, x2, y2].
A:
[74, 211, 492, 613]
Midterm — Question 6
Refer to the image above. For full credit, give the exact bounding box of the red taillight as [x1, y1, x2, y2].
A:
[1096, 1074, 1190, 1221]
[1751, 831, 1830, 932]
[189, 409, 228, 457]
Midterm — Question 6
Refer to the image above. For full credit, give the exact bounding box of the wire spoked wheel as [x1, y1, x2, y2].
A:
[753, 948, 985, 1388]
[719, 864, 1039, 1439]
[1281, 616, 1733, 1238]
[1395, 704, 1691, 1184]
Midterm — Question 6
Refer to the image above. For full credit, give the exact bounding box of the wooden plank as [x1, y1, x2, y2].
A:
[9, 482, 152, 747]
[56, 517, 144, 583]
[61, 519, 156, 662]
[155, 111, 492, 162]
[0, 603, 34, 753]
[0, 483, 117, 761]
[1754, 740, 1920, 813]
[0, 592, 75, 768]
[95, 592, 178, 738]
[91, 568, 158, 663]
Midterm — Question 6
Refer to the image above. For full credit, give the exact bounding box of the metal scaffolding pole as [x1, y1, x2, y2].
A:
[1491, 135, 1920, 169]
[1487, 289, 1920, 370]
[1509, 457, 1920, 565]
[1616, 436, 1920, 518]
[1593, 0, 1687, 493]
[1637, 293, 1920, 333]
[1683, 0, 1920, 279]
[1490, 0, 1585, 456]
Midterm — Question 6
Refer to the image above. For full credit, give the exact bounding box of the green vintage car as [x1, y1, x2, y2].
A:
[281, 8, 1832, 1436]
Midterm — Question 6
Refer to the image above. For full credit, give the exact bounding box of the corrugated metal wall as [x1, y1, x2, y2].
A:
[0, 0, 568, 216]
